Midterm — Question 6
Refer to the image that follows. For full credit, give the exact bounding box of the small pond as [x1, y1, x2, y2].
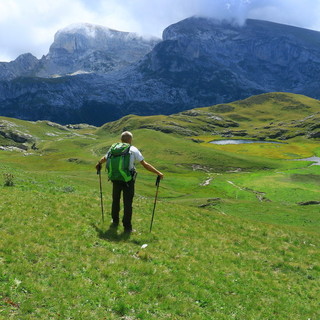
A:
[291, 156, 320, 166]
[210, 139, 285, 145]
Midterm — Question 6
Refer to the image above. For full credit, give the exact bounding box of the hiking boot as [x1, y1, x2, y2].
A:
[109, 221, 119, 229]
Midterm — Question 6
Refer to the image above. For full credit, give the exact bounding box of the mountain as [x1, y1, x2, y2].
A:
[36, 23, 160, 78]
[0, 23, 160, 80]
[1, 18, 320, 125]
[0, 53, 39, 81]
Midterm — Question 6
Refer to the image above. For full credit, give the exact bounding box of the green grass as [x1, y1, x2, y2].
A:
[99, 92, 320, 140]
[0, 93, 319, 319]
[1, 185, 319, 319]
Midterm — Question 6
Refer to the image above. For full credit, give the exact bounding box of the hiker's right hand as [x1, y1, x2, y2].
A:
[96, 162, 102, 172]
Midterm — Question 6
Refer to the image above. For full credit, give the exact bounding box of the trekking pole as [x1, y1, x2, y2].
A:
[149, 175, 161, 232]
[97, 169, 105, 223]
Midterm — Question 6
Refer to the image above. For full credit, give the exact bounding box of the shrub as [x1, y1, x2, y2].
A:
[3, 173, 14, 186]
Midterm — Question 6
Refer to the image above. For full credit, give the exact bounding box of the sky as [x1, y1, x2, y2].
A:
[1, 0, 320, 62]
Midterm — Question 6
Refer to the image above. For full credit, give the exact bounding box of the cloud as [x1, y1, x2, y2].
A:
[1, 0, 320, 62]
[0, 0, 96, 61]
[248, 0, 320, 30]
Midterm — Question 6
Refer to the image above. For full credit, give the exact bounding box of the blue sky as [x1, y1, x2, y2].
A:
[1, 0, 320, 62]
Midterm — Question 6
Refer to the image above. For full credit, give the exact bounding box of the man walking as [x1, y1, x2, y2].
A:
[95, 131, 163, 233]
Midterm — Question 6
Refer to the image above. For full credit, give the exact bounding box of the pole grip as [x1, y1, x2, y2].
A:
[156, 175, 161, 186]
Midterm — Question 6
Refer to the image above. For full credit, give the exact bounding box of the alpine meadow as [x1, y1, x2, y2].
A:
[0, 92, 319, 319]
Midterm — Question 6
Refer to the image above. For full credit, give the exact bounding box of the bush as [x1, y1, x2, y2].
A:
[3, 173, 14, 186]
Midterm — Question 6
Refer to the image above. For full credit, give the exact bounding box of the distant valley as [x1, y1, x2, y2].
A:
[1, 92, 319, 155]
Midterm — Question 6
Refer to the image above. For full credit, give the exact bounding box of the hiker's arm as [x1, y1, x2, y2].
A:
[140, 160, 164, 179]
[95, 156, 106, 171]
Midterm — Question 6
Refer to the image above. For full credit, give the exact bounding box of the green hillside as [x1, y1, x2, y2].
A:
[100, 92, 320, 140]
[0, 93, 319, 319]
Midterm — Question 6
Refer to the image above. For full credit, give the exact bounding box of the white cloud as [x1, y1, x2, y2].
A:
[0, 0, 97, 61]
[1, 0, 320, 62]
[247, 0, 320, 30]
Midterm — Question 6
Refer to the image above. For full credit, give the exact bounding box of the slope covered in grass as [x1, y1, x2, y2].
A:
[0, 92, 319, 319]
[0, 171, 319, 319]
[100, 92, 320, 140]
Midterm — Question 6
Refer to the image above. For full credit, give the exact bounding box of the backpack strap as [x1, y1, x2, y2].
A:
[119, 146, 131, 181]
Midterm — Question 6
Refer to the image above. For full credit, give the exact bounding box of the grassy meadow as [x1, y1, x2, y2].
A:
[0, 93, 319, 319]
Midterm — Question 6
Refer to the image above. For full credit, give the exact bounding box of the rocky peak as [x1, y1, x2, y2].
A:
[49, 23, 153, 54]
[0, 53, 38, 81]
[146, 16, 320, 77]
[13, 53, 38, 66]
[163, 16, 320, 43]
[34, 23, 161, 77]
[0, 23, 160, 79]
[162, 16, 239, 41]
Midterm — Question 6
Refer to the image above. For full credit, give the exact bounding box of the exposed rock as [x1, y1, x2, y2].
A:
[226, 130, 248, 137]
[227, 180, 272, 202]
[0, 24, 160, 80]
[0, 146, 26, 152]
[199, 198, 221, 207]
[65, 123, 96, 129]
[36, 23, 160, 77]
[298, 201, 320, 205]
[192, 138, 204, 143]
[0, 53, 39, 81]
[308, 130, 320, 138]
[192, 164, 212, 172]
[31, 143, 38, 150]
[267, 129, 289, 139]
[0, 129, 34, 143]
[200, 177, 213, 186]
[67, 158, 81, 163]
[42, 121, 69, 131]
[0, 120, 18, 128]
[0, 119, 35, 147]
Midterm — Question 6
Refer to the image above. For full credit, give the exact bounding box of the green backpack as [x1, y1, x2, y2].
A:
[106, 143, 132, 182]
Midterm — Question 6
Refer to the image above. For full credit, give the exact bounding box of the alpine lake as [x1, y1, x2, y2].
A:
[210, 139, 320, 165]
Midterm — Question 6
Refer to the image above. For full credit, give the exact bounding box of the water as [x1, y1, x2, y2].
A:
[292, 156, 320, 166]
[210, 139, 285, 145]
[209, 140, 320, 166]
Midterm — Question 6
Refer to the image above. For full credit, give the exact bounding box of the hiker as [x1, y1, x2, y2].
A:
[95, 131, 163, 233]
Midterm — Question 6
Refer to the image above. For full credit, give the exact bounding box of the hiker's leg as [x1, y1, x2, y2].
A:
[111, 181, 122, 224]
[122, 180, 135, 231]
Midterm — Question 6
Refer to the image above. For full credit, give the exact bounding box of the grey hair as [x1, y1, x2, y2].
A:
[121, 131, 133, 143]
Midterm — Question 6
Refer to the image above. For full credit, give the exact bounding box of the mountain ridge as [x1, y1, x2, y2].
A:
[1, 18, 320, 125]
[0, 23, 160, 80]
[99, 92, 320, 140]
